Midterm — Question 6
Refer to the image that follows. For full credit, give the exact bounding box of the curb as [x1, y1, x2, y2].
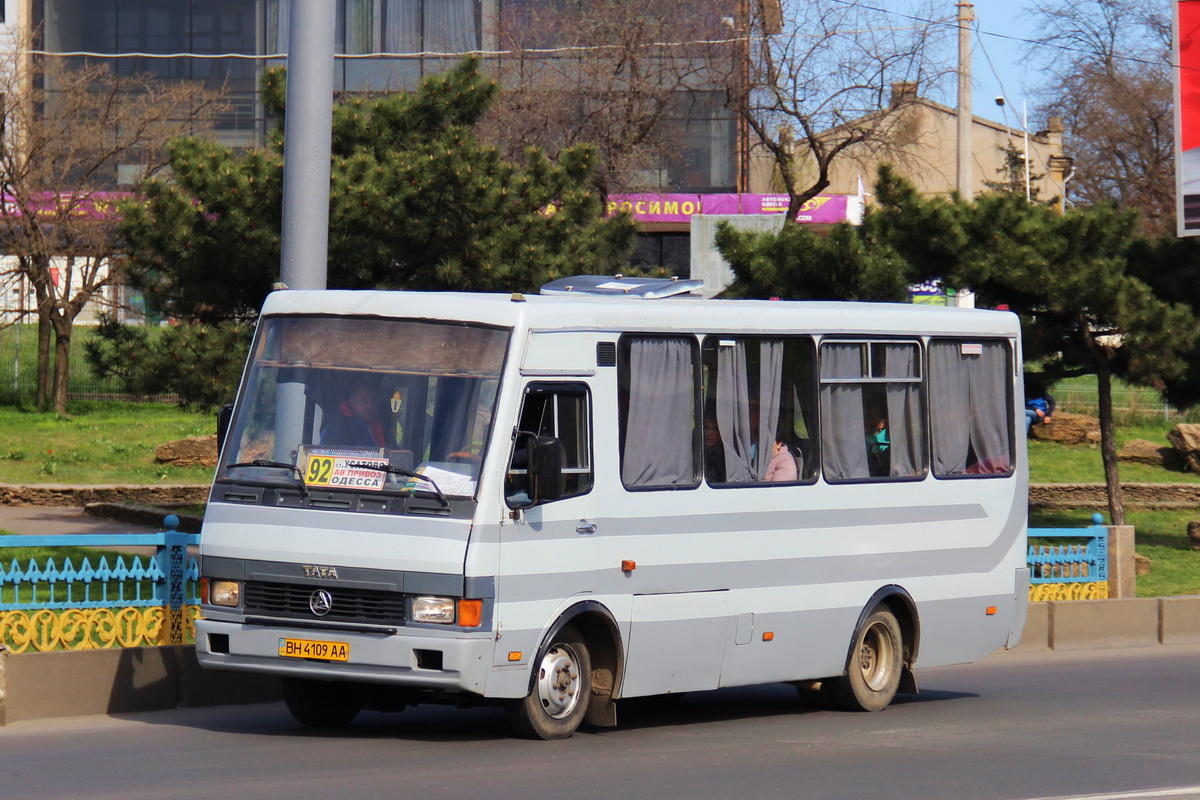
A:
[1014, 595, 1200, 651]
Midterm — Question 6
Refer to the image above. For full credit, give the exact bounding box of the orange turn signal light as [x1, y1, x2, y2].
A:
[457, 599, 483, 627]
[985, 606, 997, 616]
[508, 651, 523, 662]
[621, 560, 636, 572]
[762, 632, 775, 642]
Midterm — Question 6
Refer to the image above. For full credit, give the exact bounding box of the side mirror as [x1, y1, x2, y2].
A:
[507, 432, 565, 509]
[216, 402, 234, 455]
[532, 435, 565, 503]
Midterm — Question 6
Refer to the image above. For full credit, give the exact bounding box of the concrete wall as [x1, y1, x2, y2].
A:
[3, 595, 1198, 726]
[0, 645, 280, 726]
[1015, 595, 1200, 652]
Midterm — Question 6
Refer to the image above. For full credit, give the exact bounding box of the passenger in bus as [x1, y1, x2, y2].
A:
[865, 412, 890, 477]
[764, 434, 798, 482]
[703, 413, 726, 483]
[320, 383, 386, 448]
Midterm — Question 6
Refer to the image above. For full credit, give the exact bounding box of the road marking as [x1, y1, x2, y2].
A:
[1021, 788, 1200, 800]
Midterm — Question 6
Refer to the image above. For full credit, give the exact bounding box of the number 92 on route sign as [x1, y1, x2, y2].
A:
[302, 453, 387, 491]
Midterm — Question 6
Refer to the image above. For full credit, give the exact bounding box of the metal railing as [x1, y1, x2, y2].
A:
[0, 515, 199, 652]
[1027, 513, 1109, 601]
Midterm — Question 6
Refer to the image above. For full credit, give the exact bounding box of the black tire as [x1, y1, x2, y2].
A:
[508, 623, 592, 740]
[827, 607, 903, 712]
[281, 677, 365, 728]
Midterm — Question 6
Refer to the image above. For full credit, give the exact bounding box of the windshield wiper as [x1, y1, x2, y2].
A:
[226, 460, 311, 498]
[348, 463, 450, 508]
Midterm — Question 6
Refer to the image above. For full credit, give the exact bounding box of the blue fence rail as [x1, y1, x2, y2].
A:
[1027, 513, 1109, 601]
[0, 515, 200, 651]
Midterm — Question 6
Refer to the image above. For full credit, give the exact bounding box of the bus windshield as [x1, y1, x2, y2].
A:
[219, 315, 509, 500]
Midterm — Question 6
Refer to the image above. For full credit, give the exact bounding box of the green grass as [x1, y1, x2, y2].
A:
[0, 401, 214, 485]
[1027, 420, 1200, 484]
[1028, 417, 1200, 598]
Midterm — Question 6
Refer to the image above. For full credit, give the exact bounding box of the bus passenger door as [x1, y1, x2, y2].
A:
[495, 383, 604, 668]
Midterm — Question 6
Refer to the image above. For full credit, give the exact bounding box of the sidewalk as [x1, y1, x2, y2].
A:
[0, 504, 177, 558]
[0, 504, 162, 537]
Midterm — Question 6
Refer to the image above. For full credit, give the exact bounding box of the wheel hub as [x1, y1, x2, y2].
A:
[536, 644, 581, 719]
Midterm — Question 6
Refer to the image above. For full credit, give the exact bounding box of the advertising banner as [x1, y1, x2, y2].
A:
[606, 193, 852, 224]
[1176, 1, 1200, 235]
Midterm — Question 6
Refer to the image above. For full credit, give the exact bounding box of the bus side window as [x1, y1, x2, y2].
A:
[617, 335, 701, 490]
[929, 340, 1014, 477]
[506, 384, 593, 507]
[819, 340, 926, 483]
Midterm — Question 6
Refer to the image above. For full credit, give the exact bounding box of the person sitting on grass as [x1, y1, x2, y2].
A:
[1025, 378, 1056, 435]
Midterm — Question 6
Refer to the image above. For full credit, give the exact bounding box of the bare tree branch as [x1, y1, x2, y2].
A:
[0, 28, 224, 411]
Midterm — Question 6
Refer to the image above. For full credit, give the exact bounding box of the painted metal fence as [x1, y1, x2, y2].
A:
[0, 515, 199, 652]
[1027, 513, 1109, 601]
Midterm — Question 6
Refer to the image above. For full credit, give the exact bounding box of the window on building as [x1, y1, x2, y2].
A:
[631, 233, 691, 278]
[929, 339, 1014, 478]
[618, 335, 700, 490]
[701, 336, 817, 486]
[819, 340, 926, 482]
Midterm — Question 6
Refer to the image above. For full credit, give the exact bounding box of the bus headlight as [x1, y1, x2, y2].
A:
[206, 579, 241, 607]
[411, 596, 456, 624]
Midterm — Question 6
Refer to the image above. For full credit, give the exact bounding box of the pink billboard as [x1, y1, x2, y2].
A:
[606, 193, 853, 224]
[1176, 1, 1200, 235]
[1, 192, 131, 220]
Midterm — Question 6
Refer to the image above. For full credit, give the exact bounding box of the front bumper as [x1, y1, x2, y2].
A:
[195, 617, 496, 695]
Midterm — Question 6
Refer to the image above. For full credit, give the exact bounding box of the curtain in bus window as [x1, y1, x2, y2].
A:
[716, 342, 754, 482]
[930, 341, 1011, 476]
[884, 344, 923, 476]
[820, 343, 869, 480]
[755, 340, 784, 480]
[622, 338, 695, 487]
[966, 343, 1011, 473]
[930, 342, 971, 474]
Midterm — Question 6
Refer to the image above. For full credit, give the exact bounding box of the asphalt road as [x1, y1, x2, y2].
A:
[4, 645, 1200, 800]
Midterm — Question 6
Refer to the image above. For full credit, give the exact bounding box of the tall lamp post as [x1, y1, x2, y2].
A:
[994, 96, 1031, 201]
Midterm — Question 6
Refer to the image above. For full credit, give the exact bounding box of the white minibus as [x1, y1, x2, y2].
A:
[196, 276, 1029, 739]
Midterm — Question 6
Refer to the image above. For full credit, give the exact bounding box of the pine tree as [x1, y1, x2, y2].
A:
[119, 57, 636, 323]
[102, 58, 636, 406]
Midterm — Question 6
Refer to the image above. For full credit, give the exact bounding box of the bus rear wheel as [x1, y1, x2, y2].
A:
[281, 677, 365, 727]
[508, 624, 592, 740]
[828, 608, 903, 712]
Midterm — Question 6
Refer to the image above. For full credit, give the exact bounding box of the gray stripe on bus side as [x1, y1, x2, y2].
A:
[597, 502, 989, 536]
[495, 491, 1026, 603]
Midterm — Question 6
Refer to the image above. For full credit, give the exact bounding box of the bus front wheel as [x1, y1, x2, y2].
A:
[828, 608, 903, 712]
[508, 624, 592, 740]
[281, 677, 365, 727]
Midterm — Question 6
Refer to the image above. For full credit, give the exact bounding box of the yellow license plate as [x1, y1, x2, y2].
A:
[278, 637, 350, 662]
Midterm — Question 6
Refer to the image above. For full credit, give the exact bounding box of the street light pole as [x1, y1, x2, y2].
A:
[279, 0, 335, 292]
[1022, 100, 1031, 202]
[956, 1, 974, 200]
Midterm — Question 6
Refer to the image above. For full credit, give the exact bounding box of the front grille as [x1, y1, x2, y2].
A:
[244, 581, 406, 625]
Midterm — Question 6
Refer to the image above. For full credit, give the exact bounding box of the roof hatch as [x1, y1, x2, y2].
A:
[539, 275, 703, 299]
